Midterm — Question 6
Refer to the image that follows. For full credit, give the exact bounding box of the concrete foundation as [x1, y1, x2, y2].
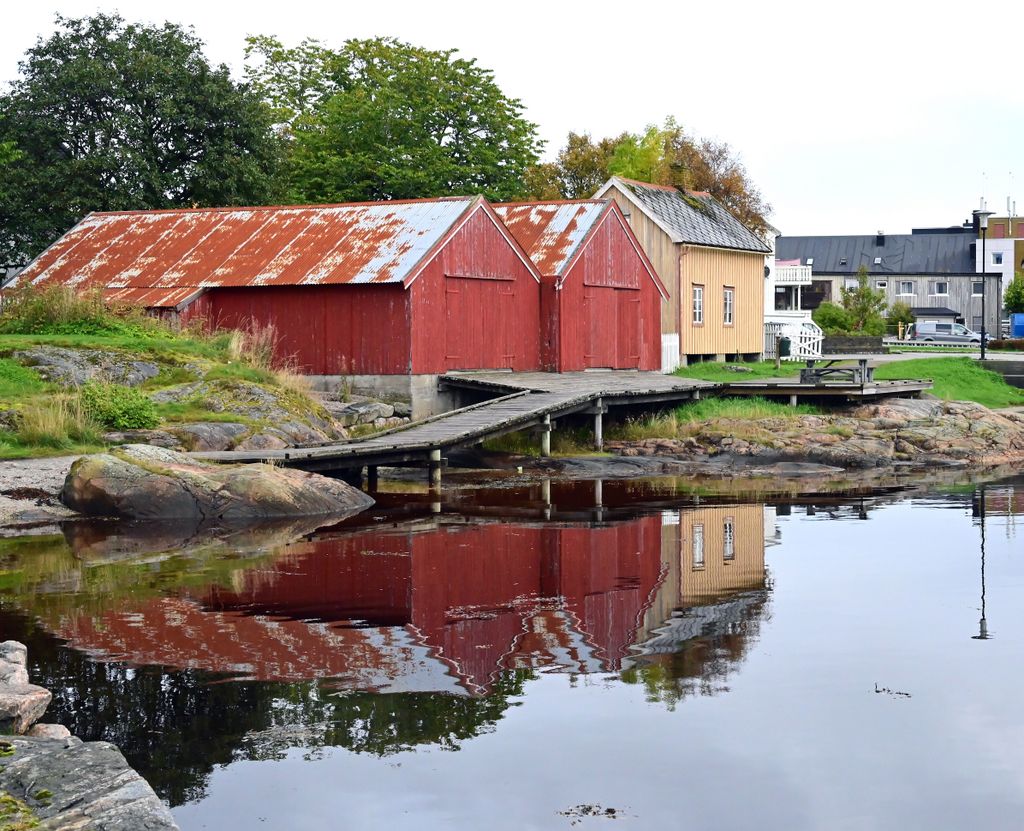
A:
[306, 374, 462, 419]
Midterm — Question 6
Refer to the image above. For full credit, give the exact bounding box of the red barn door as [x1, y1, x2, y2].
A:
[444, 276, 518, 370]
[583, 286, 643, 369]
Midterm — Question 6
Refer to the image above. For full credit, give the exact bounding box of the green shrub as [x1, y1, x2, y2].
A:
[987, 339, 1024, 351]
[0, 284, 166, 338]
[81, 382, 159, 430]
[812, 302, 853, 334]
[1005, 276, 1024, 314]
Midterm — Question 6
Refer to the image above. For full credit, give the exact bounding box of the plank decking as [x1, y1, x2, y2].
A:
[196, 369, 931, 476]
[197, 372, 713, 473]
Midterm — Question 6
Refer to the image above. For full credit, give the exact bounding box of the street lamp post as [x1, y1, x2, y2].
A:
[974, 208, 994, 360]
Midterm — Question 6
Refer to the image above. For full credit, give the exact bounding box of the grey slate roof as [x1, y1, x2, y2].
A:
[776, 231, 975, 275]
[599, 177, 769, 253]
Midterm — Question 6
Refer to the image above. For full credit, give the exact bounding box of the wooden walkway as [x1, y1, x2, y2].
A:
[197, 371, 714, 478]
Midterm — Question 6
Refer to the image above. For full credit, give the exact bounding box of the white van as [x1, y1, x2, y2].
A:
[907, 321, 985, 344]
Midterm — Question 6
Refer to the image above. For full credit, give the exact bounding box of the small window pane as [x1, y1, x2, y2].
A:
[993, 252, 1004, 265]
[972, 281, 984, 296]
[875, 280, 887, 289]
[692, 285, 704, 324]
[723, 518, 735, 561]
[899, 281, 914, 295]
[723, 287, 734, 325]
[692, 524, 705, 569]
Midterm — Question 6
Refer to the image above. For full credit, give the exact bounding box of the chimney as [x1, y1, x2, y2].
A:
[875, 231, 885, 247]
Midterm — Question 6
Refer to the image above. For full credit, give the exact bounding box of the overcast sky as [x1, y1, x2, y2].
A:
[3, 0, 1021, 234]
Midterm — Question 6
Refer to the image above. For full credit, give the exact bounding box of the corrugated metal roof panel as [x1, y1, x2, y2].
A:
[493, 201, 608, 276]
[15, 198, 477, 293]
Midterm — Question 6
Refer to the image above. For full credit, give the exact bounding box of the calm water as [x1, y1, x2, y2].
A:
[2, 475, 1023, 830]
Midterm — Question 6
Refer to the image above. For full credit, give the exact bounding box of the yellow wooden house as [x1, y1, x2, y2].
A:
[595, 177, 769, 369]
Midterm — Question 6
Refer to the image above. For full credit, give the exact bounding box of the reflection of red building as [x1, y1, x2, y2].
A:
[55, 517, 665, 694]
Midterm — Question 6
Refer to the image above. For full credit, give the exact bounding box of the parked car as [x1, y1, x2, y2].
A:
[907, 321, 987, 344]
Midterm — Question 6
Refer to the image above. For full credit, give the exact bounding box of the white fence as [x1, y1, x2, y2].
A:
[764, 319, 824, 360]
[774, 264, 814, 286]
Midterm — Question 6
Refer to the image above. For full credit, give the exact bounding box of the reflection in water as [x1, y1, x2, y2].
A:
[1, 494, 770, 806]
[624, 506, 768, 706]
[2, 475, 1021, 829]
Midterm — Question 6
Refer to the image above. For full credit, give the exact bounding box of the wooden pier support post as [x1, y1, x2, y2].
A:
[540, 415, 552, 457]
[428, 448, 442, 488]
[366, 465, 379, 491]
[591, 397, 605, 451]
[789, 394, 798, 407]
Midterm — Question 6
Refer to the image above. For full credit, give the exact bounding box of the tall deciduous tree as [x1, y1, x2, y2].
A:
[0, 14, 282, 262]
[246, 36, 543, 203]
[526, 118, 771, 232]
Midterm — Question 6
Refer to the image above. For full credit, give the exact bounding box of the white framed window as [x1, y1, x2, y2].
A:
[972, 281, 985, 296]
[875, 280, 887, 290]
[692, 524, 705, 570]
[898, 281, 915, 295]
[993, 252, 1004, 265]
[929, 281, 949, 296]
[692, 284, 704, 325]
[972, 315, 983, 331]
[844, 278, 858, 290]
[723, 517, 735, 561]
[806, 257, 814, 266]
[723, 287, 735, 325]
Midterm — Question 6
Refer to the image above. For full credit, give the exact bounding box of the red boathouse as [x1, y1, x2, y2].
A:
[494, 200, 667, 371]
[13, 197, 543, 415]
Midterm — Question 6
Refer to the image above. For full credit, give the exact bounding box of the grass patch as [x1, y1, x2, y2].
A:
[676, 396, 820, 421]
[674, 360, 800, 383]
[0, 360, 44, 399]
[874, 358, 1024, 408]
[483, 427, 604, 456]
[204, 363, 277, 385]
[152, 402, 257, 424]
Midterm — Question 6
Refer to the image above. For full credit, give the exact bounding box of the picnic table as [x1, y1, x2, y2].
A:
[799, 354, 878, 386]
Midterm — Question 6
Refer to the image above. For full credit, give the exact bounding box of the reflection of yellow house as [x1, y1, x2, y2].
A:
[640, 504, 767, 640]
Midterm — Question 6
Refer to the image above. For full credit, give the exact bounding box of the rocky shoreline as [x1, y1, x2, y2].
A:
[606, 398, 1024, 470]
[0, 641, 179, 830]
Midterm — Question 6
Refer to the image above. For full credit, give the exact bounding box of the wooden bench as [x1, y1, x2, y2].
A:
[799, 355, 878, 386]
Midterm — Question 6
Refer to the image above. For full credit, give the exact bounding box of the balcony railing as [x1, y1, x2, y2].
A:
[764, 319, 824, 361]
[774, 264, 813, 286]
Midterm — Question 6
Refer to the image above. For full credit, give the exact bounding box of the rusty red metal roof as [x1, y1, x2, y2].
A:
[493, 201, 608, 277]
[15, 197, 481, 295]
[495, 199, 668, 299]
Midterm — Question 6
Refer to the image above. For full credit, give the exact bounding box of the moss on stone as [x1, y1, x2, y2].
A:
[0, 792, 40, 830]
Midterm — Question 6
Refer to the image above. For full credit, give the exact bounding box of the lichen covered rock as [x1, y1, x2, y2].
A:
[61, 444, 374, 521]
[12, 346, 160, 387]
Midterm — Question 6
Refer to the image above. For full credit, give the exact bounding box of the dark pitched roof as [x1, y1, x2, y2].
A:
[776, 231, 975, 274]
[595, 177, 769, 253]
[910, 306, 960, 317]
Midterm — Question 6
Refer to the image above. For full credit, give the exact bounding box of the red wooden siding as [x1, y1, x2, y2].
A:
[204, 284, 411, 375]
[409, 207, 541, 373]
[556, 212, 662, 371]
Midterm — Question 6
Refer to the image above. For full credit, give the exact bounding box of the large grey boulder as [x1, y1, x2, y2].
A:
[0, 735, 179, 830]
[167, 421, 250, 451]
[61, 444, 374, 521]
[13, 346, 159, 387]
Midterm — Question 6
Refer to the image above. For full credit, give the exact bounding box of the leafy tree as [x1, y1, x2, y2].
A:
[839, 266, 888, 335]
[812, 302, 854, 335]
[887, 300, 916, 335]
[1005, 274, 1024, 314]
[246, 36, 543, 203]
[0, 14, 283, 263]
[525, 118, 771, 232]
